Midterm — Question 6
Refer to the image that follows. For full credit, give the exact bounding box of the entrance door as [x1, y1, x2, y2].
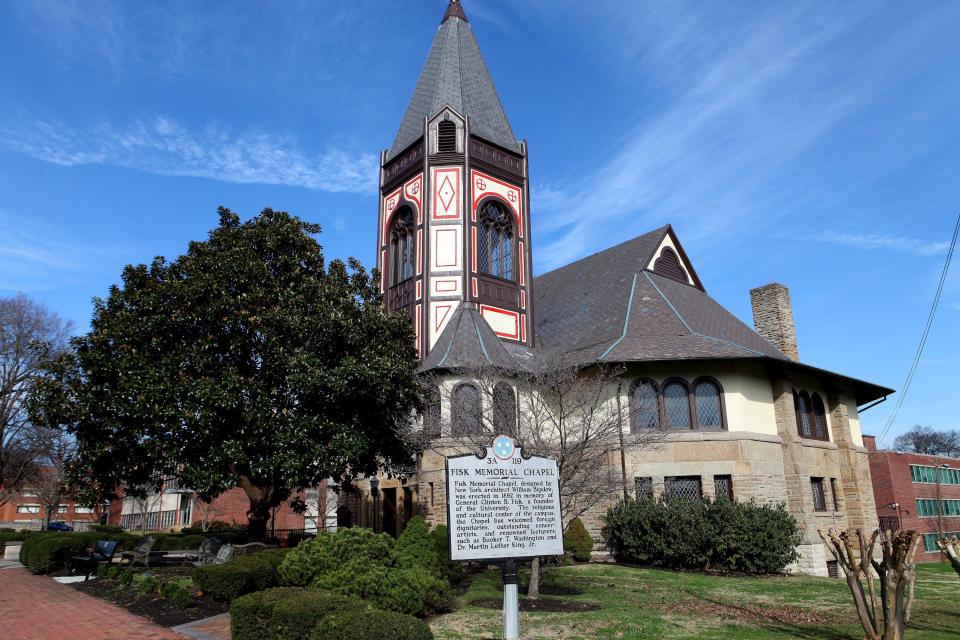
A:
[382, 488, 397, 538]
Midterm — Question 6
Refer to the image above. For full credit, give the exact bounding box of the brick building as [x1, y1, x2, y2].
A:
[107, 482, 335, 534]
[0, 487, 104, 530]
[864, 435, 960, 561]
[337, 1, 894, 577]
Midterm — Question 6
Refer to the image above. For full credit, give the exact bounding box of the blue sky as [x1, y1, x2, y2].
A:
[1, 1, 957, 443]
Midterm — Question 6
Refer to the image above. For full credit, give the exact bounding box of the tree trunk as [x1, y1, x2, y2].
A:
[527, 557, 541, 600]
[238, 476, 280, 542]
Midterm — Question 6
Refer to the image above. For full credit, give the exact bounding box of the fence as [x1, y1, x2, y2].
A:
[878, 516, 901, 532]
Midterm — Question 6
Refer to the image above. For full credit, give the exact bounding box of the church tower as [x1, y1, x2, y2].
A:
[377, 0, 534, 358]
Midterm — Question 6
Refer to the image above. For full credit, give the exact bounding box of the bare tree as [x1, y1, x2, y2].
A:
[0, 294, 73, 505]
[28, 426, 76, 527]
[893, 425, 960, 457]
[426, 350, 664, 598]
[936, 535, 960, 578]
[819, 528, 922, 640]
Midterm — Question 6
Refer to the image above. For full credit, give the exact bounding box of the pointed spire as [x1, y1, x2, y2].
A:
[442, 0, 468, 23]
[387, 0, 518, 159]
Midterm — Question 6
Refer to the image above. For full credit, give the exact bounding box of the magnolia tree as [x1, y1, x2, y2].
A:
[426, 351, 664, 597]
[29, 208, 425, 541]
[937, 535, 960, 577]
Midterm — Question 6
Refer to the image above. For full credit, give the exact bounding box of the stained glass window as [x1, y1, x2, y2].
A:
[714, 475, 733, 500]
[635, 477, 654, 500]
[453, 384, 481, 435]
[665, 476, 702, 501]
[493, 383, 516, 436]
[811, 394, 829, 440]
[477, 201, 514, 280]
[390, 207, 415, 285]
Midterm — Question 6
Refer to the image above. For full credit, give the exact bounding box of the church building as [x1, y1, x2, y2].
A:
[345, 0, 892, 577]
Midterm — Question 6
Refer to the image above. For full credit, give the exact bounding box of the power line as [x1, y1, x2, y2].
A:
[877, 211, 960, 446]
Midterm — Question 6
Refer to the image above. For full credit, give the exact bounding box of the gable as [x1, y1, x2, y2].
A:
[644, 228, 704, 290]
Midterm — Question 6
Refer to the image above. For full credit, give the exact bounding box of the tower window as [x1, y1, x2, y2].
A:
[437, 120, 457, 153]
[452, 383, 481, 435]
[477, 201, 514, 280]
[390, 207, 416, 285]
[493, 383, 517, 436]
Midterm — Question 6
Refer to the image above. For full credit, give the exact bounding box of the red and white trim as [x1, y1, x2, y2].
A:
[479, 305, 521, 341]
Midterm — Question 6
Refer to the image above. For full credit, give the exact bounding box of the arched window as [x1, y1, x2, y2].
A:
[493, 383, 516, 436]
[811, 393, 829, 441]
[477, 201, 514, 281]
[662, 380, 691, 429]
[423, 385, 442, 439]
[629, 379, 660, 431]
[390, 207, 415, 285]
[794, 390, 813, 439]
[452, 384, 481, 436]
[693, 378, 724, 430]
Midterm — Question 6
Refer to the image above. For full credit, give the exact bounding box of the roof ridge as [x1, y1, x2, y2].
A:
[535, 226, 669, 282]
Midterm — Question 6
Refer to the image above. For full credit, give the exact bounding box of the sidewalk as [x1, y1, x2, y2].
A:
[0, 566, 186, 640]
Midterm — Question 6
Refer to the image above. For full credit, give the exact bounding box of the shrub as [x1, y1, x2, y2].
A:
[119, 568, 135, 585]
[138, 575, 158, 595]
[89, 524, 124, 535]
[279, 527, 450, 615]
[18, 531, 57, 563]
[602, 497, 801, 574]
[313, 609, 433, 640]
[25, 535, 88, 574]
[231, 587, 364, 640]
[563, 518, 594, 563]
[160, 534, 204, 551]
[159, 580, 195, 608]
[107, 565, 122, 579]
[193, 548, 290, 601]
[0, 530, 29, 547]
[96, 563, 111, 577]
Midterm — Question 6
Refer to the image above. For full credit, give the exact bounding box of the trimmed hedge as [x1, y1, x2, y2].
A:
[193, 548, 290, 602]
[231, 587, 364, 640]
[563, 518, 594, 563]
[602, 497, 802, 574]
[25, 535, 90, 574]
[313, 610, 433, 640]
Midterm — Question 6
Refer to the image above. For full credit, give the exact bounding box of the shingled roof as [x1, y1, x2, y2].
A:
[387, 0, 520, 160]
[532, 226, 893, 404]
[419, 304, 520, 372]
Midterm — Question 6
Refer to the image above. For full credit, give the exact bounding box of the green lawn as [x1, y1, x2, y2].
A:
[430, 562, 960, 639]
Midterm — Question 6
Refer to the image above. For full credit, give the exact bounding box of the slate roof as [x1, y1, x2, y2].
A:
[531, 226, 893, 404]
[419, 304, 520, 372]
[387, 1, 520, 160]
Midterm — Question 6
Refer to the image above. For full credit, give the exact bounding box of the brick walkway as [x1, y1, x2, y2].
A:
[0, 567, 186, 640]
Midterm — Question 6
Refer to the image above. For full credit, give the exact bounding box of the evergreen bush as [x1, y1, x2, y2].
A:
[138, 575, 158, 595]
[18, 531, 57, 563]
[279, 526, 450, 616]
[563, 518, 594, 562]
[193, 548, 290, 601]
[602, 497, 801, 574]
[89, 524, 124, 535]
[287, 532, 316, 548]
[119, 568, 135, 585]
[231, 587, 363, 640]
[313, 609, 433, 640]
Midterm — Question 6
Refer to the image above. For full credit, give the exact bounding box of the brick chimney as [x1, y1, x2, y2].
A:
[749, 283, 799, 360]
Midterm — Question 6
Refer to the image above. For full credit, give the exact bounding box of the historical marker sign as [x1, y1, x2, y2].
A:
[446, 435, 563, 561]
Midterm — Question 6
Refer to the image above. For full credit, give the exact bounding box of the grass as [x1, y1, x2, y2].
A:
[430, 562, 960, 639]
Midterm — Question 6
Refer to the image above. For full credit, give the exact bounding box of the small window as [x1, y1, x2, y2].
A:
[665, 476, 702, 501]
[452, 384, 482, 435]
[437, 119, 457, 153]
[423, 385, 442, 438]
[714, 475, 733, 501]
[635, 477, 653, 500]
[811, 478, 827, 512]
[662, 381, 691, 429]
[629, 379, 660, 431]
[811, 394, 829, 440]
[830, 478, 840, 511]
[826, 559, 839, 578]
[493, 383, 517, 436]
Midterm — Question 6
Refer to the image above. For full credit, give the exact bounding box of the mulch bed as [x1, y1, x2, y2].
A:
[469, 598, 601, 613]
[654, 599, 836, 626]
[73, 578, 227, 628]
[539, 584, 585, 596]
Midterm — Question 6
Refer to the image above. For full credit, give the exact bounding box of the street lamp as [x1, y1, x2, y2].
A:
[369, 476, 380, 533]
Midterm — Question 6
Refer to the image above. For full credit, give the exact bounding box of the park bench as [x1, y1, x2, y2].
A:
[71, 540, 119, 580]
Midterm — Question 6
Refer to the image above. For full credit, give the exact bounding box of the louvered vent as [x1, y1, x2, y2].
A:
[437, 120, 457, 153]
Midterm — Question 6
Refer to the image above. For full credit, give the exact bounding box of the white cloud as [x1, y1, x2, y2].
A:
[816, 232, 949, 256]
[0, 117, 379, 194]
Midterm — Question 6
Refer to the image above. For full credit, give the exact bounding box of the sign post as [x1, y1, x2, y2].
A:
[446, 435, 563, 640]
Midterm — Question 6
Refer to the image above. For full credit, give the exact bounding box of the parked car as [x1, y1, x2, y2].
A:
[46, 521, 74, 531]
